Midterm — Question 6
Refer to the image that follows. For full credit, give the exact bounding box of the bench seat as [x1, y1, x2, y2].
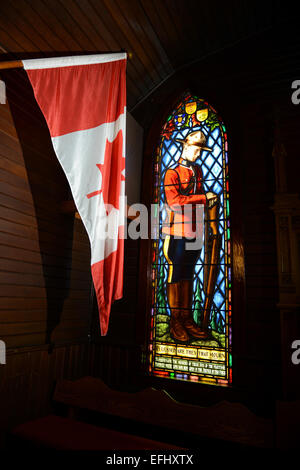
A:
[11, 414, 182, 450]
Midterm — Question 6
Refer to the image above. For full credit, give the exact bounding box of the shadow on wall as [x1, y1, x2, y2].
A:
[2, 67, 74, 351]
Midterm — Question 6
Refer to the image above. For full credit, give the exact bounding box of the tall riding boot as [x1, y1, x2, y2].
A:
[166, 282, 189, 342]
[180, 280, 208, 339]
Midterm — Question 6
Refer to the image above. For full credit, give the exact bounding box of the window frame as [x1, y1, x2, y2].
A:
[136, 90, 246, 405]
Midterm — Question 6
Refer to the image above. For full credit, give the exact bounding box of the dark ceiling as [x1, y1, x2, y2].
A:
[0, 0, 295, 113]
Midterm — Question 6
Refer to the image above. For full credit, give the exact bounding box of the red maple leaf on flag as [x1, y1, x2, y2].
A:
[86, 130, 125, 213]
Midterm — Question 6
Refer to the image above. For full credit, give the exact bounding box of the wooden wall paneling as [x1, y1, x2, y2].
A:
[53, 344, 67, 382]
[0, 24, 29, 53]
[0, 243, 87, 274]
[0, 229, 87, 267]
[0, 342, 92, 447]
[0, 72, 51, 127]
[78, 342, 89, 377]
[1, 285, 88, 300]
[5, 0, 70, 52]
[0, 178, 32, 213]
[229, 103, 278, 397]
[0, 161, 63, 213]
[0, 2, 51, 52]
[89, 0, 154, 91]
[0, 63, 92, 350]
[0, 148, 64, 197]
[0, 179, 34, 211]
[93, 236, 140, 348]
[0, 227, 73, 268]
[116, 0, 172, 78]
[274, 100, 300, 197]
[0, 0, 297, 112]
[0, 5, 43, 53]
[132, 30, 297, 410]
[165, 0, 200, 63]
[0, 108, 19, 140]
[73, 0, 119, 51]
[72, 0, 144, 107]
[0, 258, 89, 283]
[172, 0, 211, 54]
[103, 0, 161, 83]
[0, 308, 88, 325]
[141, 0, 182, 67]
[0, 130, 23, 162]
[26, 0, 81, 51]
[0, 155, 27, 187]
[55, 0, 107, 51]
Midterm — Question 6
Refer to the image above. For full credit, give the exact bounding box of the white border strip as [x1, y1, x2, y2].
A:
[22, 52, 127, 70]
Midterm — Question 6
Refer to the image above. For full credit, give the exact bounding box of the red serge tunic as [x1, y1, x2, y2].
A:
[163, 157, 207, 239]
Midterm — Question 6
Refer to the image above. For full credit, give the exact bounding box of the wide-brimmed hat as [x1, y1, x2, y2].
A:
[175, 130, 212, 151]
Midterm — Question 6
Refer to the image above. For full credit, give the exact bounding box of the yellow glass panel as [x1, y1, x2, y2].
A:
[196, 108, 208, 121]
[185, 101, 197, 114]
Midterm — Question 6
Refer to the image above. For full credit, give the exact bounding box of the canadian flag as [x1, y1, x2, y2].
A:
[23, 53, 127, 335]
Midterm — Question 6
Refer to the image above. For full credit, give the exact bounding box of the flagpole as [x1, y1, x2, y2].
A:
[0, 60, 23, 69]
[0, 52, 130, 70]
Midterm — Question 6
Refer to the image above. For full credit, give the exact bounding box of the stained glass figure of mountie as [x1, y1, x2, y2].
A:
[148, 93, 232, 386]
[162, 130, 219, 342]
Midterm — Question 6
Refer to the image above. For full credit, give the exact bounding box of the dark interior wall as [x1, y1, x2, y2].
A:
[131, 20, 300, 407]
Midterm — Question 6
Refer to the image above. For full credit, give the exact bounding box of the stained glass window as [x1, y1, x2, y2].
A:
[148, 93, 232, 386]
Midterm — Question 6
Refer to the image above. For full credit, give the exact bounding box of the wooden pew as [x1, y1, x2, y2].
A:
[10, 414, 182, 450]
[52, 376, 274, 448]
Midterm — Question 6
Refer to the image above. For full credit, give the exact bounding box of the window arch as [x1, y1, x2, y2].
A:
[147, 93, 232, 387]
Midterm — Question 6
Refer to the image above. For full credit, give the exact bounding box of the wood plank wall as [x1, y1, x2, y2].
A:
[89, 236, 142, 389]
[0, 69, 94, 444]
[0, 342, 93, 446]
[0, 68, 92, 348]
[0, 67, 144, 446]
[238, 103, 279, 394]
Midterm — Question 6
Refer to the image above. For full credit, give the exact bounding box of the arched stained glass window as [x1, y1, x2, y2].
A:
[148, 93, 232, 386]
